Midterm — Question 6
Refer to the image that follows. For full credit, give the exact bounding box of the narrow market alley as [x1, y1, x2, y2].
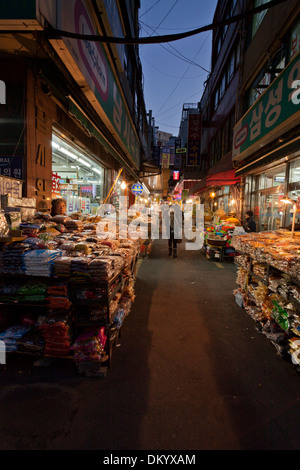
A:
[0, 239, 300, 451]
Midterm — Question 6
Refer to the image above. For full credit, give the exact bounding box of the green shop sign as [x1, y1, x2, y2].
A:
[233, 51, 300, 163]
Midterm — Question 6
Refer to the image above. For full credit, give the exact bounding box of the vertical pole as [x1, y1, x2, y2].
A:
[292, 203, 296, 238]
[94, 168, 123, 220]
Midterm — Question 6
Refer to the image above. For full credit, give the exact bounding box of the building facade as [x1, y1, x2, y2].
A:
[233, 0, 300, 231]
[188, 0, 300, 231]
[189, 0, 243, 219]
[0, 0, 149, 214]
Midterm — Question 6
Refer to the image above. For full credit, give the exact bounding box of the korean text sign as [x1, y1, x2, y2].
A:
[233, 51, 300, 162]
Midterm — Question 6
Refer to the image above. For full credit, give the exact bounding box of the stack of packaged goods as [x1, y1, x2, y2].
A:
[232, 231, 300, 368]
[88, 258, 114, 281]
[37, 312, 72, 358]
[53, 257, 71, 277]
[0, 210, 143, 371]
[24, 249, 62, 277]
[70, 257, 90, 281]
[0, 243, 30, 275]
[35, 284, 73, 357]
[232, 232, 300, 281]
[16, 281, 48, 304]
[65, 219, 84, 232]
[46, 285, 72, 310]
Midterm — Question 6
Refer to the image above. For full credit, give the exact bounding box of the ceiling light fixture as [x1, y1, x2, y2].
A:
[77, 158, 91, 168]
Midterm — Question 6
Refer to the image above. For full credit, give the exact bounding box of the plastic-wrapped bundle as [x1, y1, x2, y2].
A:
[70, 257, 90, 279]
[53, 257, 72, 277]
[0, 324, 32, 352]
[251, 282, 269, 306]
[65, 220, 84, 232]
[46, 285, 72, 310]
[38, 311, 72, 357]
[16, 328, 45, 354]
[0, 243, 31, 274]
[236, 267, 247, 290]
[0, 211, 9, 236]
[24, 249, 62, 276]
[70, 327, 107, 362]
[113, 308, 125, 329]
[290, 285, 300, 302]
[88, 257, 114, 281]
[88, 306, 107, 322]
[17, 281, 48, 303]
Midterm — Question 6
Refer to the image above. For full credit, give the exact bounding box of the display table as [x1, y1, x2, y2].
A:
[0, 216, 144, 377]
[232, 231, 300, 370]
[204, 223, 237, 261]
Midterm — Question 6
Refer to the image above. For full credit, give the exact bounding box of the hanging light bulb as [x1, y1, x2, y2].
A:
[121, 181, 127, 190]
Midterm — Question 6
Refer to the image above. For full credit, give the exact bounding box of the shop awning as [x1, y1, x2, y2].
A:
[183, 180, 202, 190]
[189, 152, 240, 195]
[139, 160, 161, 177]
[190, 170, 240, 195]
[206, 169, 240, 186]
[189, 178, 207, 194]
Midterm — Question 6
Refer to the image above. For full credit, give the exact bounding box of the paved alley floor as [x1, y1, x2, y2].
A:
[0, 239, 300, 451]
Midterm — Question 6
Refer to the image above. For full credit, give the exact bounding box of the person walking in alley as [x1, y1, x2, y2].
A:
[161, 203, 182, 258]
[169, 210, 178, 257]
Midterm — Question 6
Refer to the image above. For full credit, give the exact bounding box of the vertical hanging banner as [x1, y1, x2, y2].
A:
[187, 114, 202, 166]
[161, 147, 170, 168]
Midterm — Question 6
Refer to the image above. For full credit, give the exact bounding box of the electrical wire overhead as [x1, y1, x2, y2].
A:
[41, 0, 287, 44]
[140, 19, 211, 72]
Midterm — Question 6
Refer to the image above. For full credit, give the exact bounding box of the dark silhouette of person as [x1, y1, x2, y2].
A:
[243, 210, 256, 232]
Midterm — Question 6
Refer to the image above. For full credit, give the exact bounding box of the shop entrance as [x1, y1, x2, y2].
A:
[51, 130, 105, 215]
[259, 188, 286, 231]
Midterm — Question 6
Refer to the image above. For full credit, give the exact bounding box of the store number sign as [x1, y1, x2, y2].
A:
[131, 183, 143, 195]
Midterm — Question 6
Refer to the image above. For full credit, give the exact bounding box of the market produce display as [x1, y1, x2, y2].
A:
[0, 210, 147, 376]
[204, 223, 238, 261]
[232, 231, 300, 369]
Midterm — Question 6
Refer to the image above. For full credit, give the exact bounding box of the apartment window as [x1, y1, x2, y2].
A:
[252, 0, 271, 38]
[212, 130, 222, 164]
[247, 48, 287, 108]
[213, 0, 240, 61]
[209, 112, 235, 167]
[228, 52, 235, 81]
[214, 88, 219, 111]
[213, 43, 239, 111]
[289, 157, 300, 184]
[220, 75, 226, 99]
[290, 17, 300, 59]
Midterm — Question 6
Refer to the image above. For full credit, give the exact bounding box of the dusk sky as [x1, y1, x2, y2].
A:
[139, 0, 219, 136]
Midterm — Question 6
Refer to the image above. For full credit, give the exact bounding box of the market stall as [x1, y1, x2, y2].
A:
[0, 198, 147, 377]
[203, 213, 242, 262]
[232, 231, 300, 370]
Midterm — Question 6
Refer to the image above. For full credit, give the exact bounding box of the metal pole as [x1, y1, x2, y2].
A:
[93, 168, 124, 220]
[292, 203, 296, 238]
